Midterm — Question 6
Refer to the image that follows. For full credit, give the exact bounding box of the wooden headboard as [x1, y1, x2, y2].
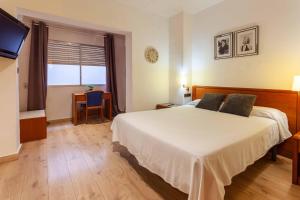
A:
[192, 85, 299, 157]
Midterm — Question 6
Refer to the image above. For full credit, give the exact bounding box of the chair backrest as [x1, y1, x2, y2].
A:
[86, 91, 104, 107]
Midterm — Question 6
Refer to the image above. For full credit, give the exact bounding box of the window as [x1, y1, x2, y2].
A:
[48, 40, 106, 86]
[48, 64, 80, 85]
[81, 66, 106, 85]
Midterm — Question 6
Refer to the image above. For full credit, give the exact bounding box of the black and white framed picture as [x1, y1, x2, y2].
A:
[214, 32, 233, 59]
[235, 26, 259, 57]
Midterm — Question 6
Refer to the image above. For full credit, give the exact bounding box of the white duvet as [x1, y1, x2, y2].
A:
[111, 105, 290, 200]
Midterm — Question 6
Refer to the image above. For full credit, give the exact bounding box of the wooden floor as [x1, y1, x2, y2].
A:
[0, 122, 300, 200]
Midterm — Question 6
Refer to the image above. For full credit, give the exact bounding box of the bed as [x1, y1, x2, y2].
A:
[111, 86, 298, 200]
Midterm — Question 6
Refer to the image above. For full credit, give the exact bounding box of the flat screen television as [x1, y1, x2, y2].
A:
[0, 8, 29, 59]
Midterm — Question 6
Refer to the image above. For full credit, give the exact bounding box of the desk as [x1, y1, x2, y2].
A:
[72, 92, 112, 125]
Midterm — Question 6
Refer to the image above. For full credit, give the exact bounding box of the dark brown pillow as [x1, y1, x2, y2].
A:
[219, 94, 256, 117]
[196, 93, 226, 111]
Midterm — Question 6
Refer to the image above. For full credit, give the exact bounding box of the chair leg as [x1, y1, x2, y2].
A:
[76, 104, 79, 122]
[102, 108, 104, 121]
[79, 105, 85, 122]
[85, 108, 88, 123]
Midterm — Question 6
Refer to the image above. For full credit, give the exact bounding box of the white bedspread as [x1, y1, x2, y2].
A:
[111, 106, 282, 200]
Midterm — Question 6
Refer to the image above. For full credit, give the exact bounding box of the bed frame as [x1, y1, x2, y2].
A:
[192, 85, 300, 184]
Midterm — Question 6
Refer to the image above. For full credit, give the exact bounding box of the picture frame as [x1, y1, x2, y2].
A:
[214, 32, 233, 60]
[234, 26, 259, 57]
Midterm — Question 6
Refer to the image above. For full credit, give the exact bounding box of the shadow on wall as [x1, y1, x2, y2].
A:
[0, 57, 15, 73]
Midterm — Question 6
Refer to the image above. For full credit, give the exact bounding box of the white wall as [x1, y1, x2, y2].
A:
[169, 13, 184, 105]
[0, 58, 20, 157]
[169, 13, 192, 105]
[192, 0, 300, 89]
[0, 0, 169, 157]
[0, 6, 21, 157]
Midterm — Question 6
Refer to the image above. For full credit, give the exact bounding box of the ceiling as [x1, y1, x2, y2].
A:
[113, 0, 224, 17]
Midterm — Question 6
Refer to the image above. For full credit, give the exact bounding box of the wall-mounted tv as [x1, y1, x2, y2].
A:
[0, 8, 30, 59]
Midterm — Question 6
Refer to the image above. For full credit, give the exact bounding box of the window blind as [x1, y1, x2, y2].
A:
[81, 45, 106, 66]
[48, 40, 80, 65]
[48, 40, 106, 66]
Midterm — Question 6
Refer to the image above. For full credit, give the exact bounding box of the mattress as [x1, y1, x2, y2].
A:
[111, 105, 281, 200]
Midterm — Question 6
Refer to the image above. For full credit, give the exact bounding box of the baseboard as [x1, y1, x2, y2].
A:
[0, 144, 23, 164]
[47, 118, 71, 124]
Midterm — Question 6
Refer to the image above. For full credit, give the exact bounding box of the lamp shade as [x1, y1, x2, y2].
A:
[292, 76, 300, 91]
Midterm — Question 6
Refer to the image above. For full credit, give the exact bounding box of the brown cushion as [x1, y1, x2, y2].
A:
[220, 94, 256, 117]
[195, 93, 226, 111]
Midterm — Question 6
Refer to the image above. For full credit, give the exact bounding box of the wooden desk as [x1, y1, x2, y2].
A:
[72, 92, 112, 125]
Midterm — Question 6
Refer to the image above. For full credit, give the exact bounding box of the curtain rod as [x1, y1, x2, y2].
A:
[32, 21, 107, 38]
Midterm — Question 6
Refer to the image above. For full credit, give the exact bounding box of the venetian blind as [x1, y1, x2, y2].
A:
[48, 40, 80, 65]
[81, 45, 106, 66]
[48, 40, 105, 66]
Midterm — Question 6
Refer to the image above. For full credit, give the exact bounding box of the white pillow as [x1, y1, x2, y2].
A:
[250, 106, 292, 142]
[186, 99, 201, 106]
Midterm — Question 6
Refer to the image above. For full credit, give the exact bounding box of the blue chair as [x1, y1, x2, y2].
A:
[84, 90, 104, 123]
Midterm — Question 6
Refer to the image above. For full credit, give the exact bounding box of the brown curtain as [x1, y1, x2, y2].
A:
[113, 34, 126, 112]
[27, 22, 48, 111]
[105, 34, 121, 116]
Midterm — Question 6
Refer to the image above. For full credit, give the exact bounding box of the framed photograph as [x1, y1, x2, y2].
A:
[235, 26, 259, 57]
[214, 32, 233, 59]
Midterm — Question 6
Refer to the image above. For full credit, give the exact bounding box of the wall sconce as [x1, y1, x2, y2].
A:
[180, 76, 189, 92]
[182, 84, 190, 93]
[292, 75, 300, 92]
[180, 73, 191, 97]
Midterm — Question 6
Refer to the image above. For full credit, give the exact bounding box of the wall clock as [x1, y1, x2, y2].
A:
[145, 47, 159, 63]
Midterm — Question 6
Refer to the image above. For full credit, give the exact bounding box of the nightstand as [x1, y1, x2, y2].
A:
[293, 132, 300, 184]
[156, 103, 178, 109]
